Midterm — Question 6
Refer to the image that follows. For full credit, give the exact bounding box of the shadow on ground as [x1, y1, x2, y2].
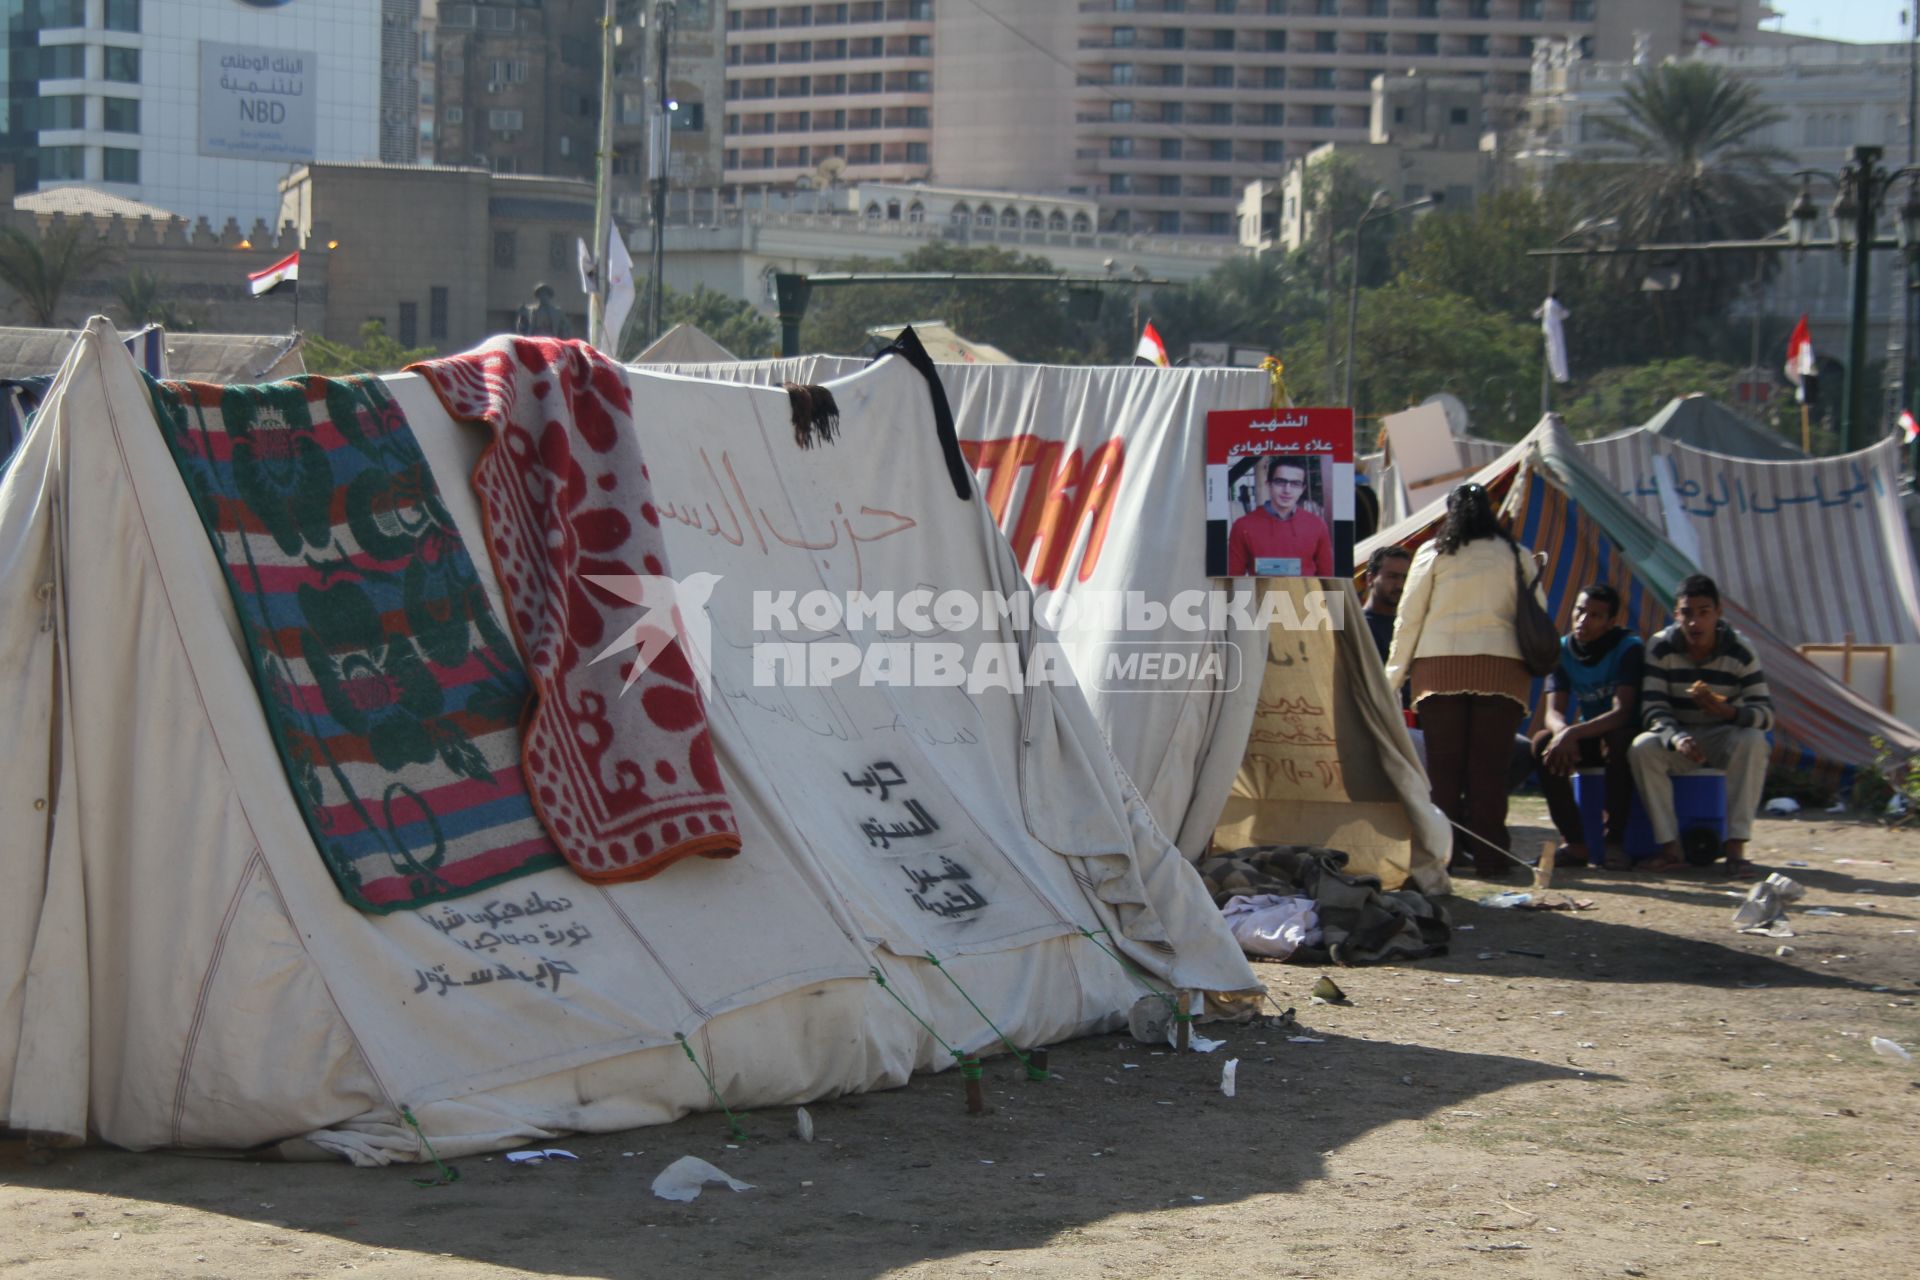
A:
[1, 1029, 1590, 1279]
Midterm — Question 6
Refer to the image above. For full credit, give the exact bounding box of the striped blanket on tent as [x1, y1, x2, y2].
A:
[1359, 421, 1920, 794]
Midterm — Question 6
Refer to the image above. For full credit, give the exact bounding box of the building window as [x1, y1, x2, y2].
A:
[670, 101, 705, 131]
[104, 46, 139, 82]
[1571, 0, 1594, 18]
[1313, 0, 1336, 13]
[398, 302, 419, 348]
[1470, 0, 1489, 15]
[1265, 30, 1286, 51]
[1415, 34, 1437, 54]
[1315, 31, 1336, 52]
[1112, 63, 1134, 84]
[40, 44, 85, 78]
[547, 233, 568, 270]
[489, 59, 528, 86]
[1263, 103, 1285, 125]
[429, 287, 449, 341]
[1109, 136, 1133, 157]
[1262, 139, 1285, 161]
[35, 95, 85, 129]
[905, 140, 928, 162]
[1208, 175, 1231, 196]
[1156, 211, 1180, 234]
[35, 0, 85, 28]
[1113, 26, 1135, 47]
[493, 230, 516, 269]
[1519, 0, 1542, 18]
[1108, 173, 1132, 194]
[904, 105, 929, 127]
[103, 98, 139, 134]
[488, 109, 524, 132]
[1160, 137, 1181, 158]
[1071, 212, 1091, 233]
[1468, 34, 1490, 55]
[1417, 0, 1438, 15]
[1311, 104, 1335, 126]
[1205, 212, 1230, 235]
[1450, 106, 1470, 125]
[105, 0, 138, 31]
[1264, 66, 1286, 88]
[1367, 0, 1386, 13]
[39, 145, 85, 181]
[1310, 67, 1334, 87]
[1157, 174, 1179, 194]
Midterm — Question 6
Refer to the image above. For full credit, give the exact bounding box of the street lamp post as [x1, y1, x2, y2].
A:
[1343, 192, 1437, 410]
[1787, 144, 1920, 451]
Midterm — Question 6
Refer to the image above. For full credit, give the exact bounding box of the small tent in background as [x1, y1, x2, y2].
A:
[632, 322, 736, 365]
[1634, 394, 1804, 461]
[1362, 417, 1920, 793]
[160, 330, 306, 383]
[864, 321, 1014, 365]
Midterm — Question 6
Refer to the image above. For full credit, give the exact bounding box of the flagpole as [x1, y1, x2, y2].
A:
[588, 0, 617, 351]
[1801, 401, 1811, 454]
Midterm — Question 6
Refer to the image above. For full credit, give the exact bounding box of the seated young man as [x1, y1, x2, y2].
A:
[1629, 574, 1773, 881]
[1530, 584, 1643, 870]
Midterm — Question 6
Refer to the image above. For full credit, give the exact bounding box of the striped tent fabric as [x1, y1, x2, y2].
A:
[1581, 430, 1920, 646]
[1360, 419, 1920, 792]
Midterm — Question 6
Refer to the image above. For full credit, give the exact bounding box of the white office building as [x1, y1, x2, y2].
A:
[2, 0, 383, 227]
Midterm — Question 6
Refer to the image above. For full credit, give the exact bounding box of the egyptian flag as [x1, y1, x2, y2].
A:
[1785, 314, 1816, 404]
[1134, 320, 1169, 367]
[248, 251, 299, 297]
[1696, 32, 1722, 49]
[1901, 408, 1919, 444]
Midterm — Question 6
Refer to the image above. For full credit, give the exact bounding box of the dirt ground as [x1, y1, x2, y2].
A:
[4, 802, 1918, 1280]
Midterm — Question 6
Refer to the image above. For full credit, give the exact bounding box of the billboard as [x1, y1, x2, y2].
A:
[201, 41, 317, 163]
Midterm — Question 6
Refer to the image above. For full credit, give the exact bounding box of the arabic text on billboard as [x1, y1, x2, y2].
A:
[201, 41, 316, 163]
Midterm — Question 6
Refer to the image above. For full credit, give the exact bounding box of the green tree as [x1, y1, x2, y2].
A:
[1283, 285, 1541, 440]
[1145, 252, 1318, 359]
[1556, 357, 1744, 439]
[113, 267, 206, 332]
[0, 222, 120, 327]
[798, 241, 1096, 361]
[620, 283, 778, 360]
[305, 320, 437, 376]
[1579, 62, 1790, 350]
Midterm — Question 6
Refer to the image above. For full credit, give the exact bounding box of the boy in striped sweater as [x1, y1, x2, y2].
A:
[1629, 574, 1773, 881]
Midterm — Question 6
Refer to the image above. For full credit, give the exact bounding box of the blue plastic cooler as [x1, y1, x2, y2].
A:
[1574, 768, 1727, 862]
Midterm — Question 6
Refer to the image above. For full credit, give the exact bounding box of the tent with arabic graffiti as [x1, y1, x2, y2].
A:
[0, 320, 1257, 1160]
[1361, 416, 1920, 793]
[643, 351, 1454, 894]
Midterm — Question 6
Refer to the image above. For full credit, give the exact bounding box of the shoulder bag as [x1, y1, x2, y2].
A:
[1512, 547, 1560, 678]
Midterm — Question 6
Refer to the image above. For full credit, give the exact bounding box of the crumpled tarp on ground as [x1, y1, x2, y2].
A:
[1199, 845, 1450, 966]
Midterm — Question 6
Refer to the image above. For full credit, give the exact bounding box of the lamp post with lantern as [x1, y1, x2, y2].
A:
[1784, 144, 1920, 452]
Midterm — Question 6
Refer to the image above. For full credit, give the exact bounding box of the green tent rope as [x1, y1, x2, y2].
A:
[1075, 926, 1181, 1013]
[923, 953, 1051, 1081]
[400, 1104, 460, 1187]
[870, 966, 965, 1063]
[674, 1032, 748, 1141]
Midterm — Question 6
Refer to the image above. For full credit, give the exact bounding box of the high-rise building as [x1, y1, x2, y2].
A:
[0, 0, 383, 226]
[722, 0, 1776, 236]
[430, 0, 604, 176]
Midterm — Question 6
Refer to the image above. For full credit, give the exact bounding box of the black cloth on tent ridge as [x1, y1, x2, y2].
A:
[868, 325, 972, 501]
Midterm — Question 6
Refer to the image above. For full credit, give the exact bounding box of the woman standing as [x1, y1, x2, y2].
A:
[1384, 483, 1545, 880]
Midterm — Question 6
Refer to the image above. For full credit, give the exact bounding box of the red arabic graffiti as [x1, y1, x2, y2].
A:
[959, 434, 1125, 590]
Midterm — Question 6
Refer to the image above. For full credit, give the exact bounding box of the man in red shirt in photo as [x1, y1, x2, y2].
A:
[1226, 457, 1333, 577]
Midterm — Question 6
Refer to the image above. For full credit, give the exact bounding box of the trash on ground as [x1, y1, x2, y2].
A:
[505, 1149, 578, 1164]
[1763, 797, 1801, 815]
[650, 1156, 755, 1202]
[1871, 1036, 1913, 1063]
[1309, 975, 1349, 1005]
[1776, 945, 1795, 957]
[1220, 1058, 1239, 1097]
[1286, 1035, 1325, 1044]
[1803, 907, 1842, 917]
[793, 1107, 814, 1142]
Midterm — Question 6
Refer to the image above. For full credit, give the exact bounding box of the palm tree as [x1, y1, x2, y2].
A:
[1582, 61, 1790, 347]
[0, 221, 121, 327]
[114, 267, 205, 332]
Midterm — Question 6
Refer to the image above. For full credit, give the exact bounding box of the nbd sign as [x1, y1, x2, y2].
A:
[200, 40, 317, 163]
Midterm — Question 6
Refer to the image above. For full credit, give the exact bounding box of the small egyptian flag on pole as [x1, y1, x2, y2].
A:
[1901, 408, 1918, 445]
[1134, 320, 1169, 367]
[248, 251, 299, 297]
[1785, 313, 1816, 403]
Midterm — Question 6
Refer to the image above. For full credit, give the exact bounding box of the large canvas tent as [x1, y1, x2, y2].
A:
[648, 354, 1451, 894]
[1363, 417, 1920, 790]
[1, 320, 1254, 1160]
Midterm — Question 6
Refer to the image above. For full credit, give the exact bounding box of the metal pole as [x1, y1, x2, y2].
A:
[1540, 253, 1559, 415]
[1343, 215, 1366, 409]
[1909, 7, 1919, 476]
[1843, 145, 1882, 453]
[646, 1, 676, 348]
[588, 0, 617, 350]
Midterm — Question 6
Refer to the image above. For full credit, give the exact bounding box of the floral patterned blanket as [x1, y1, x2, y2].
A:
[148, 375, 563, 913]
[410, 338, 740, 882]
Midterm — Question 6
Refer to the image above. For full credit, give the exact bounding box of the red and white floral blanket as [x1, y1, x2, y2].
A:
[411, 337, 739, 881]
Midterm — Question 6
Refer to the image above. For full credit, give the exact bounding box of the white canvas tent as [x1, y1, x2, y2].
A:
[632, 323, 737, 366]
[0, 320, 1254, 1160]
[644, 352, 1450, 893]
